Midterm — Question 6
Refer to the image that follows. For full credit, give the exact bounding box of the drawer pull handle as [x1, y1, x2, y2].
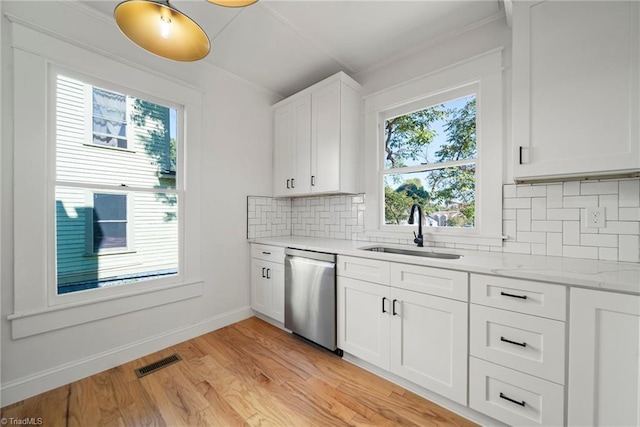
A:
[262, 251, 271, 255]
[287, 179, 290, 189]
[262, 267, 266, 278]
[266, 268, 271, 279]
[382, 297, 387, 313]
[392, 299, 399, 316]
[500, 392, 526, 407]
[500, 291, 527, 300]
[500, 336, 527, 347]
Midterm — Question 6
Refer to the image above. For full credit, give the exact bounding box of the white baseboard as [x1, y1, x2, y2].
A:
[0, 306, 253, 406]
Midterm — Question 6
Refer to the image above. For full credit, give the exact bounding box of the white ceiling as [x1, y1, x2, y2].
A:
[80, 0, 504, 97]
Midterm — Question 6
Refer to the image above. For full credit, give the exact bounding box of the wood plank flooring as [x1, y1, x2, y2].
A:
[1, 317, 477, 427]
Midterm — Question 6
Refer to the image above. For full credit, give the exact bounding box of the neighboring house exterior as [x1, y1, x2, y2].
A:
[55, 75, 178, 294]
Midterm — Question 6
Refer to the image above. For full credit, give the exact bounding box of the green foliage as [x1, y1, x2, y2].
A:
[384, 96, 476, 227]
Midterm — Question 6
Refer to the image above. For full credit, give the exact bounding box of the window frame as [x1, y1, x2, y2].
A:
[363, 49, 504, 247]
[380, 86, 478, 229]
[50, 66, 185, 306]
[10, 22, 204, 338]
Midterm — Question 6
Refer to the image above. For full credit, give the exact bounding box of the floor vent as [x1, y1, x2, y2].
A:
[135, 353, 182, 378]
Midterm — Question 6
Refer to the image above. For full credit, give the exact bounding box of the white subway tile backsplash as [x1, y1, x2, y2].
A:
[581, 181, 618, 195]
[517, 185, 547, 198]
[619, 179, 640, 207]
[563, 245, 598, 260]
[564, 181, 581, 196]
[599, 247, 619, 261]
[563, 221, 581, 245]
[531, 198, 547, 220]
[619, 235, 640, 262]
[248, 178, 639, 263]
[619, 207, 640, 221]
[516, 209, 531, 231]
[547, 233, 563, 257]
[546, 185, 563, 208]
[580, 234, 618, 248]
[563, 195, 599, 208]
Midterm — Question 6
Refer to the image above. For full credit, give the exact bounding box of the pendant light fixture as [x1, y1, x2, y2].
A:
[206, 0, 258, 7]
[114, 0, 210, 62]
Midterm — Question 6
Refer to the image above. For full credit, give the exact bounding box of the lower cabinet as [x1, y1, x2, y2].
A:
[250, 245, 285, 323]
[568, 288, 640, 427]
[337, 272, 468, 405]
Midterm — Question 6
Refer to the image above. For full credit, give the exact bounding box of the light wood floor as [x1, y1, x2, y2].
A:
[1, 317, 477, 426]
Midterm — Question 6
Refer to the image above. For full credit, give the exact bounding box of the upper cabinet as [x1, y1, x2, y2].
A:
[512, 1, 640, 182]
[273, 72, 361, 197]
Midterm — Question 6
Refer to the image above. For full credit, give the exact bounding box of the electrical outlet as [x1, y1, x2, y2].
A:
[586, 207, 606, 228]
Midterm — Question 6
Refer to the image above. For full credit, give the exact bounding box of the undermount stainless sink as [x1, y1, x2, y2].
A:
[360, 246, 462, 260]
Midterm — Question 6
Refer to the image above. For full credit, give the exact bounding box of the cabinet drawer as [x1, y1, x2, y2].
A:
[251, 244, 285, 263]
[470, 305, 565, 384]
[470, 274, 566, 320]
[337, 256, 390, 285]
[391, 263, 468, 301]
[469, 357, 564, 427]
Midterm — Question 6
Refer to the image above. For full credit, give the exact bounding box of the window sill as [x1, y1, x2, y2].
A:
[82, 143, 136, 154]
[7, 280, 203, 339]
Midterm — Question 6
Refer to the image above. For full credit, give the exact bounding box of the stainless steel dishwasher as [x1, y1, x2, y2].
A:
[284, 248, 339, 352]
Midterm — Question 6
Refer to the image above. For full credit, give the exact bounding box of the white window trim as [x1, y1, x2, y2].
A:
[363, 49, 504, 247]
[9, 22, 203, 338]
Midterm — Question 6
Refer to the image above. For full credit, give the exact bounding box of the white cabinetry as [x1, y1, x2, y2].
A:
[336, 256, 468, 405]
[568, 288, 640, 427]
[469, 274, 567, 426]
[272, 72, 361, 197]
[250, 244, 285, 322]
[512, 1, 640, 181]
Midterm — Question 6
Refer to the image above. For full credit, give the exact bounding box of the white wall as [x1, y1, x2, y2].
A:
[1, 1, 277, 404]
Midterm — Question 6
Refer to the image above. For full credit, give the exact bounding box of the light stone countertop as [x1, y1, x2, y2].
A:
[250, 236, 640, 295]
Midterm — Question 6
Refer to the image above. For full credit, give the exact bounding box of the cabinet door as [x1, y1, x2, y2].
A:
[267, 262, 284, 323]
[389, 288, 468, 405]
[273, 104, 293, 197]
[568, 288, 640, 427]
[337, 277, 390, 369]
[311, 81, 341, 193]
[251, 260, 269, 315]
[291, 95, 311, 195]
[512, 1, 640, 180]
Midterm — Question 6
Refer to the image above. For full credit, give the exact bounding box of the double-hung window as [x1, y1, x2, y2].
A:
[55, 73, 180, 295]
[363, 50, 503, 246]
[382, 91, 477, 228]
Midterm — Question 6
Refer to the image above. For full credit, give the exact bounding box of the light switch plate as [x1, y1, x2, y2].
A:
[585, 206, 606, 228]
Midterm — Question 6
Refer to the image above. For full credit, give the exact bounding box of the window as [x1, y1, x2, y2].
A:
[383, 94, 477, 228]
[92, 192, 128, 252]
[363, 50, 503, 246]
[91, 87, 128, 148]
[56, 74, 179, 295]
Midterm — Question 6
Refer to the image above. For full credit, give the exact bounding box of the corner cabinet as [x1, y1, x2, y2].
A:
[250, 244, 285, 323]
[273, 72, 361, 197]
[568, 288, 640, 427]
[512, 1, 640, 182]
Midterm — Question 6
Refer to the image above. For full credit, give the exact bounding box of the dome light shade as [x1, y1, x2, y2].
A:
[206, 0, 258, 7]
[114, 0, 210, 62]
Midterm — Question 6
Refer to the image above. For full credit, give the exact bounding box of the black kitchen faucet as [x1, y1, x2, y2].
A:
[408, 203, 424, 247]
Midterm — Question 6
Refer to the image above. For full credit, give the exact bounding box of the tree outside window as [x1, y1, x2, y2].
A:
[383, 95, 476, 228]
